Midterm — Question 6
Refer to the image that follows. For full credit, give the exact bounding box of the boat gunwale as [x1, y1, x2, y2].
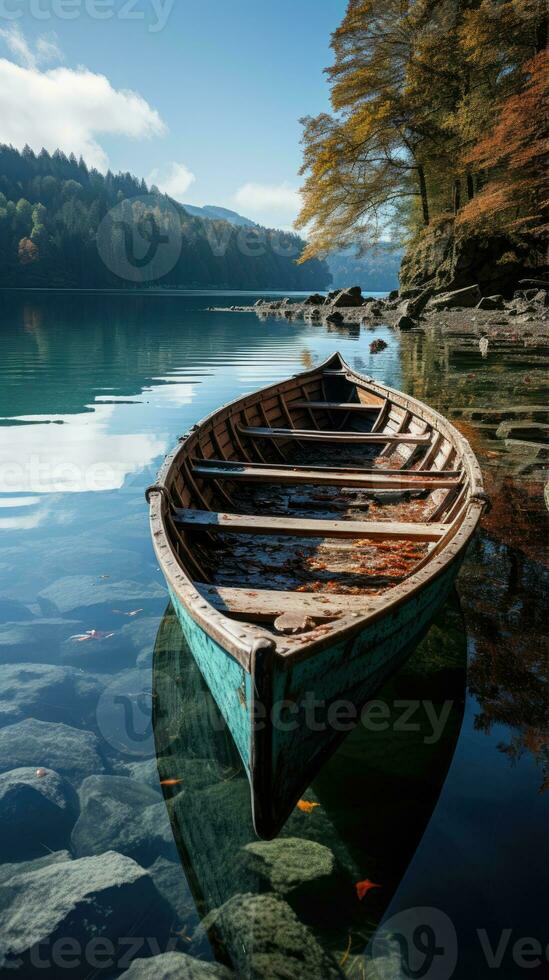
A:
[148, 352, 485, 670]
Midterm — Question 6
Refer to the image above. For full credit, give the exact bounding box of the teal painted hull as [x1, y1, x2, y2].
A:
[169, 554, 462, 838]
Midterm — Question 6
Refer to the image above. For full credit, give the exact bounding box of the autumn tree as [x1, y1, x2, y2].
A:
[296, 0, 547, 262]
[458, 50, 548, 241]
[296, 1, 446, 260]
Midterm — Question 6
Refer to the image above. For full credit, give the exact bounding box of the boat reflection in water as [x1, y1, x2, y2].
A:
[153, 594, 467, 976]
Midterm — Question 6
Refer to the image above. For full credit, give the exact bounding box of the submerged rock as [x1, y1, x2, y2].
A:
[0, 850, 72, 886]
[496, 421, 549, 443]
[0, 663, 103, 728]
[0, 619, 83, 665]
[200, 892, 342, 979]
[243, 837, 336, 896]
[120, 952, 234, 979]
[0, 851, 167, 978]
[71, 774, 172, 865]
[37, 575, 166, 617]
[0, 767, 79, 859]
[147, 857, 195, 926]
[0, 719, 106, 784]
[241, 837, 350, 925]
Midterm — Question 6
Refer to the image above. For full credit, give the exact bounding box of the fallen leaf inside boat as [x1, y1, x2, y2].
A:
[160, 778, 184, 786]
[297, 799, 320, 814]
[356, 878, 381, 900]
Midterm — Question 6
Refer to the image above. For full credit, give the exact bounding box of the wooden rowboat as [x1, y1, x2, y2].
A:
[147, 352, 487, 838]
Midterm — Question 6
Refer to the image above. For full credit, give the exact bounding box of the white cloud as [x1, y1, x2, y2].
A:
[147, 161, 196, 200]
[234, 182, 301, 220]
[0, 29, 166, 170]
[0, 405, 165, 494]
[0, 25, 62, 69]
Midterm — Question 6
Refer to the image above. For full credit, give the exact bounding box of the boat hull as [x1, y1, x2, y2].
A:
[169, 550, 463, 838]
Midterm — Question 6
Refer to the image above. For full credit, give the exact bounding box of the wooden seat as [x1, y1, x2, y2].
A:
[196, 583, 381, 620]
[237, 424, 432, 445]
[290, 401, 380, 411]
[174, 508, 446, 541]
[192, 459, 462, 490]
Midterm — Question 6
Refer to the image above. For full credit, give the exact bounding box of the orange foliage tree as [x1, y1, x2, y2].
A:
[458, 51, 549, 239]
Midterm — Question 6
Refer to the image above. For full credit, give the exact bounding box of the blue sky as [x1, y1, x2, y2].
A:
[0, 0, 346, 228]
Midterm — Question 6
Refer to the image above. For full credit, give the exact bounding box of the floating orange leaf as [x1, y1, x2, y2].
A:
[297, 799, 320, 814]
[356, 878, 381, 900]
[160, 778, 183, 787]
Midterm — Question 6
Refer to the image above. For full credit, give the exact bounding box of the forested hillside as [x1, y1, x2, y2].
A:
[0, 145, 330, 290]
[297, 0, 547, 293]
[327, 244, 402, 292]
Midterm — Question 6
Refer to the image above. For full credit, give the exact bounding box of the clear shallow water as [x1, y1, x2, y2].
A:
[0, 291, 546, 979]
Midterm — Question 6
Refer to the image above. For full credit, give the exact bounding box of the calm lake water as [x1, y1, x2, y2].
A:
[0, 290, 547, 979]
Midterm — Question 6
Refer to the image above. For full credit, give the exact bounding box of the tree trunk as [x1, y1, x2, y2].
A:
[453, 179, 461, 214]
[466, 171, 474, 201]
[418, 165, 430, 226]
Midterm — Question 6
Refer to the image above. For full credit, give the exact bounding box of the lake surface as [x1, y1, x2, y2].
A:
[0, 290, 547, 979]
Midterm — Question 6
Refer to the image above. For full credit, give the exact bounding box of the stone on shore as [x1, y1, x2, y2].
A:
[0, 767, 79, 859]
[303, 292, 325, 305]
[476, 295, 505, 310]
[0, 718, 106, 784]
[396, 285, 434, 321]
[396, 314, 416, 331]
[429, 284, 481, 310]
[120, 952, 234, 979]
[0, 663, 104, 728]
[71, 775, 172, 865]
[199, 892, 342, 979]
[0, 851, 167, 978]
[326, 311, 344, 324]
[329, 286, 363, 307]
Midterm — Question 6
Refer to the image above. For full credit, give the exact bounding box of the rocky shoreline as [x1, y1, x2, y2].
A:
[210, 281, 549, 338]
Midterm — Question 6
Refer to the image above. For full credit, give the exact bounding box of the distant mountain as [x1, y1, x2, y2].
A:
[183, 203, 402, 292]
[182, 203, 257, 227]
[0, 145, 330, 290]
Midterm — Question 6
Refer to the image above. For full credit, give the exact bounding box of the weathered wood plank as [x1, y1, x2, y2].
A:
[192, 460, 462, 490]
[174, 508, 446, 541]
[290, 401, 381, 412]
[196, 583, 380, 619]
[236, 425, 432, 445]
[193, 458, 462, 477]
